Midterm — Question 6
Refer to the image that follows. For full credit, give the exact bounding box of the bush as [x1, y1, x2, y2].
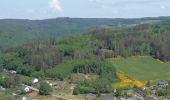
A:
[156, 89, 167, 96]
[39, 82, 52, 95]
[17, 65, 33, 76]
[73, 79, 112, 96]
[20, 76, 32, 86]
[31, 71, 45, 79]
[73, 86, 80, 95]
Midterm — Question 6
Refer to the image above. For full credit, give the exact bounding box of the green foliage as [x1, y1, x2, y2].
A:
[72, 59, 118, 82]
[46, 57, 118, 81]
[0, 75, 20, 88]
[15, 45, 63, 71]
[92, 21, 170, 61]
[17, 65, 33, 76]
[31, 71, 45, 79]
[20, 76, 32, 86]
[56, 35, 96, 59]
[114, 89, 121, 97]
[0, 53, 23, 70]
[1, 19, 170, 96]
[0, 94, 12, 100]
[92, 79, 112, 96]
[74, 85, 96, 95]
[73, 86, 80, 95]
[73, 79, 112, 96]
[156, 88, 168, 96]
[39, 82, 52, 95]
[45, 61, 75, 80]
[0, 17, 164, 49]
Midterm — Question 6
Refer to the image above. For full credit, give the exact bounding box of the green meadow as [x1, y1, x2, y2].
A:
[110, 56, 170, 82]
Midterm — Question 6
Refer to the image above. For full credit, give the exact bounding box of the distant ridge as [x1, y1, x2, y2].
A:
[0, 16, 170, 49]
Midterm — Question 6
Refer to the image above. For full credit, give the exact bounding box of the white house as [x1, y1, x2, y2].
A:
[0, 86, 6, 91]
[22, 85, 30, 93]
[22, 97, 27, 100]
[140, 86, 146, 91]
[32, 78, 39, 84]
[49, 83, 53, 87]
[9, 70, 17, 74]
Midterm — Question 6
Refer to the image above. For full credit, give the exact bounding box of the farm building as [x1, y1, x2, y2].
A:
[32, 78, 39, 84]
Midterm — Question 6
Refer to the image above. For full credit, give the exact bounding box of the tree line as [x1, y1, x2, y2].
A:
[92, 21, 170, 61]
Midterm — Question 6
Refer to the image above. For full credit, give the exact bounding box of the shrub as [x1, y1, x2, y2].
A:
[39, 82, 52, 95]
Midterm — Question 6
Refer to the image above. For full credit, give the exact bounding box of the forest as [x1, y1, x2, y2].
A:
[0, 18, 170, 98]
[0, 34, 119, 96]
[92, 20, 170, 61]
[0, 16, 170, 49]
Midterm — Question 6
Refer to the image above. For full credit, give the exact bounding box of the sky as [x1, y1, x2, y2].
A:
[0, 0, 170, 19]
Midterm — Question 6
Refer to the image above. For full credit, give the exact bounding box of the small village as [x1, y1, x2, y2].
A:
[1, 0, 170, 100]
[1, 68, 170, 100]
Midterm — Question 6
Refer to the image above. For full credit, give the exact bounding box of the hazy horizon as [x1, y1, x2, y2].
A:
[0, 0, 170, 20]
[1, 16, 170, 20]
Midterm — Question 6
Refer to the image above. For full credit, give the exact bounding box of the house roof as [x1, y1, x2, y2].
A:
[157, 80, 168, 85]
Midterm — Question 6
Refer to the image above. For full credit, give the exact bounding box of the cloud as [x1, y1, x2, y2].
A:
[49, 0, 62, 13]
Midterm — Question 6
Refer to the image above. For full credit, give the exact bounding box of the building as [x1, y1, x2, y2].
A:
[151, 85, 158, 94]
[32, 78, 39, 84]
[157, 80, 168, 88]
[9, 70, 17, 74]
[22, 85, 30, 93]
[0, 86, 6, 91]
[140, 86, 146, 91]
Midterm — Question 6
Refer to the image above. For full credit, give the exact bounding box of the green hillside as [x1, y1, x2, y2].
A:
[1, 18, 170, 98]
[0, 17, 170, 49]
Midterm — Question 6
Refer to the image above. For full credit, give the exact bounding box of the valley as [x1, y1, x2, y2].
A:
[0, 17, 170, 100]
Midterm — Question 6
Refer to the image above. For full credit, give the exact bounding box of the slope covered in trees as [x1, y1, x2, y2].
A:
[92, 20, 170, 61]
[0, 16, 170, 49]
[0, 35, 119, 95]
[0, 18, 170, 96]
[0, 19, 170, 81]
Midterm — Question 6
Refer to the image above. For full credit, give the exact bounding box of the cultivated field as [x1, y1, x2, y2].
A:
[110, 56, 170, 82]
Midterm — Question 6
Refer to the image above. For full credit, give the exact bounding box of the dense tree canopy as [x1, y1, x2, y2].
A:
[92, 21, 170, 61]
[0, 20, 170, 96]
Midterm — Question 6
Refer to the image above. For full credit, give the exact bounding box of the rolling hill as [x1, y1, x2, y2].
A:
[0, 16, 170, 49]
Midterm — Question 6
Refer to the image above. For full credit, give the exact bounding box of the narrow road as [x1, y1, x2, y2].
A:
[22, 84, 39, 92]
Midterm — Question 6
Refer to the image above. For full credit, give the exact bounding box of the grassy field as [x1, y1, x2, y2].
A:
[110, 56, 170, 82]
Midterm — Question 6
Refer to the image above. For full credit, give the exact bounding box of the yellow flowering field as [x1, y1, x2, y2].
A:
[112, 71, 144, 88]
